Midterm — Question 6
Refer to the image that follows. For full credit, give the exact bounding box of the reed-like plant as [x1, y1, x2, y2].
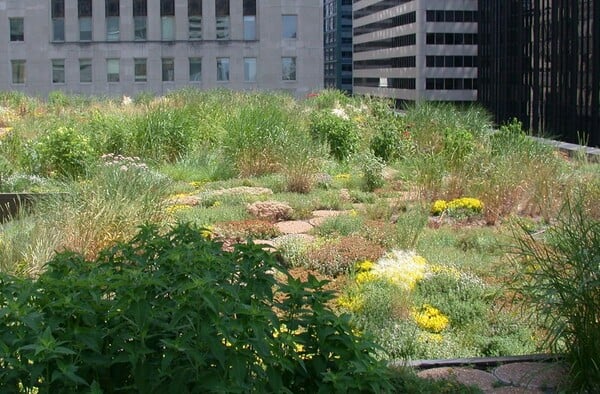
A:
[512, 198, 600, 392]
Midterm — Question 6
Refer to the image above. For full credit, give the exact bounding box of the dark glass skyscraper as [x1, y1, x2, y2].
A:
[324, 0, 353, 93]
[478, 0, 600, 146]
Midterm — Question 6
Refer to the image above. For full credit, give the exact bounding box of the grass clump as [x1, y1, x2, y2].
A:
[512, 199, 600, 392]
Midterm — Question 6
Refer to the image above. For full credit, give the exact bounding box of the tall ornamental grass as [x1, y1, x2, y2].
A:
[512, 199, 600, 392]
[0, 158, 170, 274]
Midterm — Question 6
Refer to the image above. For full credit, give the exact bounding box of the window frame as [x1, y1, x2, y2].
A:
[160, 0, 175, 40]
[79, 58, 93, 83]
[133, 0, 147, 40]
[216, 57, 230, 82]
[216, 0, 230, 40]
[244, 57, 257, 82]
[11, 60, 26, 84]
[281, 57, 296, 81]
[189, 57, 202, 82]
[282, 15, 297, 39]
[78, 0, 93, 41]
[134, 58, 147, 82]
[107, 58, 120, 82]
[52, 59, 65, 84]
[188, 0, 202, 40]
[9, 18, 24, 42]
[162, 58, 175, 82]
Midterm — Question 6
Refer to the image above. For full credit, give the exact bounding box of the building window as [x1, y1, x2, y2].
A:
[282, 15, 297, 39]
[243, 0, 256, 40]
[282, 57, 296, 81]
[107, 58, 120, 82]
[52, 59, 65, 84]
[244, 57, 256, 82]
[216, 0, 230, 40]
[80, 58, 92, 83]
[162, 58, 175, 82]
[133, 0, 147, 40]
[11, 60, 26, 84]
[9, 18, 24, 42]
[51, 0, 65, 41]
[161, 0, 175, 40]
[188, 0, 202, 39]
[78, 0, 93, 41]
[134, 58, 147, 82]
[106, 0, 120, 41]
[217, 57, 229, 81]
[189, 57, 201, 81]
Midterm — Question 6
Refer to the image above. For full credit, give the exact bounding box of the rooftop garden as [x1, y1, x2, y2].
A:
[0, 89, 598, 392]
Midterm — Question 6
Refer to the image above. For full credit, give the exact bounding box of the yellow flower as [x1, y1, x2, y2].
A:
[334, 173, 351, 180]
[337, 294, 364, 312]
[168, 193, 193, 200]
[412, 304, 450, 333]
[447, 197, 484, 213]
[200, 226, 214, 239]
[165, 204, 192, 215]
[189, 181, 203, 189]
[355, 271, 377, 285]
[417, 332, 443, 344]
[211, 200, 222, 208]
[431, 200, 448, 215]
[356, 260, 374, 272]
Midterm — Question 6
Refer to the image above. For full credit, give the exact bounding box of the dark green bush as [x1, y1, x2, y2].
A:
[0, 223, 393, 393]
[29, 126, 95, 178]
[310, 110, 360, 161]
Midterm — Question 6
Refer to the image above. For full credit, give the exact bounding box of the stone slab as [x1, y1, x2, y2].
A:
[493, 362, 568, 391]
[418, 367, 498, 392]
[274, 220, 313, 234]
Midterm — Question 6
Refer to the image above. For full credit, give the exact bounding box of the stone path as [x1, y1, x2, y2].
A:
[416, 362, 568, 393]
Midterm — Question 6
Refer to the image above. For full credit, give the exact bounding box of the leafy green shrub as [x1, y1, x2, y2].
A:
[310, 110, 360, 161]
[370, 126, 404, 163]
[443, 127, 475, 170]
[29, 126, 95, 178]
[358, 151, 386, 192]
[305, 89, 352, 110]
[0, 223, 393, 393]
[512, 200, 600, 392]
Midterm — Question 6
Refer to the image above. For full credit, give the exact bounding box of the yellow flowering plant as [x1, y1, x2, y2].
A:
[412, 304, 450, 333]
[430, 197, 484, 217]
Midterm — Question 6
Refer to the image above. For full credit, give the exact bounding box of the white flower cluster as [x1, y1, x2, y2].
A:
[101, 153, 149, 172]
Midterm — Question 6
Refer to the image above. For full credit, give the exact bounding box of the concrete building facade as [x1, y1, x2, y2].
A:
[323, 0, 352, 93]
[352, 0, 478, 105]
[0, 0, 323, 97]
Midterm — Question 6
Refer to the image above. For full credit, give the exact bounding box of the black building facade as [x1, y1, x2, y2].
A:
[324, 0, 353, 93]
[479, 0, 600, 146]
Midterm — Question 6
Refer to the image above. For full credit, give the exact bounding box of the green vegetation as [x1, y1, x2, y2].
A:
[0, 88, 598, 391]
[512, 198, 600, 392]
